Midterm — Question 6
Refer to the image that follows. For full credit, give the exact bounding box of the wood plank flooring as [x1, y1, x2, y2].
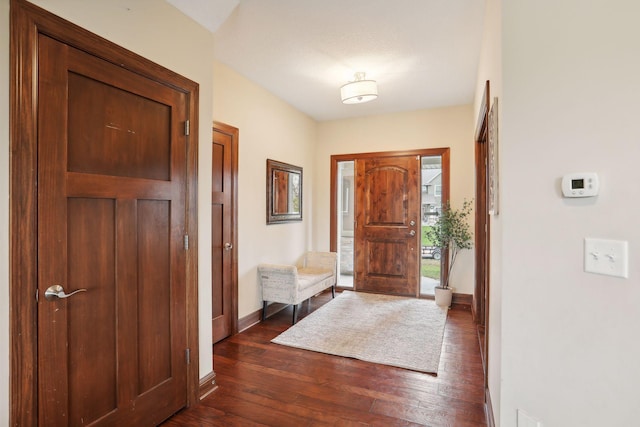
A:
[162, 291, 487, 426]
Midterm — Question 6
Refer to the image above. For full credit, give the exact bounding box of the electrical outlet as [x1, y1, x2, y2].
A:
[584, 238, 629, 278]
[517, 409, 543, 427]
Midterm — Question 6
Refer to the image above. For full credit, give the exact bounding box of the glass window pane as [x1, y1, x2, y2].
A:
[337, 161, 354, 288]
[420, 156, 442, 296]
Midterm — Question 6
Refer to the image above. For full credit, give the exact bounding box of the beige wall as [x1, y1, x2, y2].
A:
[212, 61, 318, 319]
[477, 2, 640, 424]
[315, 106, 476, 295]
[213, 63, 477, 315]
[499, 1, 640, 425]
[213, 62, 477, 313]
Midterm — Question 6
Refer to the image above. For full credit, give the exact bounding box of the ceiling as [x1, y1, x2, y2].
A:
[167, 0, 486, 122]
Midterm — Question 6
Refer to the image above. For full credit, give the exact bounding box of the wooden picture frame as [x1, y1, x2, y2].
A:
[266, 159, 303, 224]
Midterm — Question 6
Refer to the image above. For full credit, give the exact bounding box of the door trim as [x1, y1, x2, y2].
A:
[10, 1, 200, 423]
[474, 80, 491, 400]
[330, 148, 450, 293]
[474, 81, 490, 325]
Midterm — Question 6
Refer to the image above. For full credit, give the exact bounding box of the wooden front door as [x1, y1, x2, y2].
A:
[211, 122, 238, 343]
[354, 155, 421, 296]
[36, 34, 188, 425]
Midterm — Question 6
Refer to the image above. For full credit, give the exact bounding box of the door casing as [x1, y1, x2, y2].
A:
[474, 80, 491, 399]
[9, 1, 200, 423]
[330, 148, 450, 295]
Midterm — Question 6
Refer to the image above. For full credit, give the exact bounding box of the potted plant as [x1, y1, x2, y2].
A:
[426, 200, 473, 307]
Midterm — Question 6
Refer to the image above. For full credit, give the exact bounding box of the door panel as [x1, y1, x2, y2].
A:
[211, 202, 225, 332]
[67, 198, 117, 423]
[212, 124, 238, 343]
[354, 155, 421, 296]
[137, 199, 172, 392]
[67, 72, 171, 180]
[37, 34, 187, 426]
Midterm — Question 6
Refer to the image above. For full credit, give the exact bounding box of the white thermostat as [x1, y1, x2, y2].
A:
[562, 173, 599, 198]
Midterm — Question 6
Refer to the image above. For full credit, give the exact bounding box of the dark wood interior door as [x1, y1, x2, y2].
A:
[212, 122, 238, 343]
[354, 155, 421, 296]
[37, 34, 188, 426]
[475, 81, 491, 392]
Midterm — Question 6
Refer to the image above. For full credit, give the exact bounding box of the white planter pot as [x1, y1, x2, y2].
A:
[434, 286, 453, 308]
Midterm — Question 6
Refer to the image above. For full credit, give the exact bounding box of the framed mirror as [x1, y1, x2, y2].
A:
[266, 159, 303, 224]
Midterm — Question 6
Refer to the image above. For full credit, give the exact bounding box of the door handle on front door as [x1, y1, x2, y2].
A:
[224, 242, 233, 251]
[44, 284, 87, 301]
[409, 230, 416, 236]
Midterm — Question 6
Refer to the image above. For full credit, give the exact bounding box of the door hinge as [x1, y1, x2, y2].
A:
[185, 348, 191, 365]
[184, 234, 189, 250]
[184, 120, 190, 136]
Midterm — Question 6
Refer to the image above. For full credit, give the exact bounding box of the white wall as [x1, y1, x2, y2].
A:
[0, 0, 10, 423]
[315, 106, 477, 295]
[1, 2, 216, 422]
[212, 61, 317, 318]
[474, 0, 502, 422]
[500, 1, 640, 426]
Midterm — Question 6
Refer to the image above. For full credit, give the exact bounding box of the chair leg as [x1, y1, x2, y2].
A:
[262, 301, 268, 321]
[292, 304, 299, 324]
[332, 285, 336, 298]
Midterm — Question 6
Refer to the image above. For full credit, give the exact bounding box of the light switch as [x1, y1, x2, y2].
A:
[584, 238, 629, 278]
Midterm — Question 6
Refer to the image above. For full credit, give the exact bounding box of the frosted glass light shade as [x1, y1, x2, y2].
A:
[340, 73, 378, 104]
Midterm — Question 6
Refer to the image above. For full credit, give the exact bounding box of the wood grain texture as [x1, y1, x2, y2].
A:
[10, 2, 41, 424]
[10, 0, 201, 423]
[329, 149, 451, 295]
[355, 155, 421, 296]
[36, 32, 188, 424]
[163, 291, 488, 426]
[211, 122, 239, 343]
[199, 371, 219, 401]
[474, 80, 491, 397]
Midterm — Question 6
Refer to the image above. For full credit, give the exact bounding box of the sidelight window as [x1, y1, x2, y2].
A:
[331, 149, 449, 297]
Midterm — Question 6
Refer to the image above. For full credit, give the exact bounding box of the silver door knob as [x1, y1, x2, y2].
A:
[409, 230, 416, 236]
[224, 242, 233, 251]
[44, 285, 87, 301]
[410, 220, 416, 226]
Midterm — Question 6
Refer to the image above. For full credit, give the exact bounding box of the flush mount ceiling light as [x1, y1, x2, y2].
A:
[340, 72, 378, 104]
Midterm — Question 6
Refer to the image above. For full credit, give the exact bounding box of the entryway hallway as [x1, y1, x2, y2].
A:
[163, 291, 487, 426]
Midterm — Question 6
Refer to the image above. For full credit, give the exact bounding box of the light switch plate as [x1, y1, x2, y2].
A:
[584, 238, 629, 278]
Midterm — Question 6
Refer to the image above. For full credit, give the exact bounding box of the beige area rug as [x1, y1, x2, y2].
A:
[271, 291, 448, 374]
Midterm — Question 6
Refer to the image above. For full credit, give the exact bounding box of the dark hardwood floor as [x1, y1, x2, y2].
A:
[162, 291, 487, 426]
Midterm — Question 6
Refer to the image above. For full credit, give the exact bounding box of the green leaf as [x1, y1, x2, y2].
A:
[426, 199, 474, 288]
